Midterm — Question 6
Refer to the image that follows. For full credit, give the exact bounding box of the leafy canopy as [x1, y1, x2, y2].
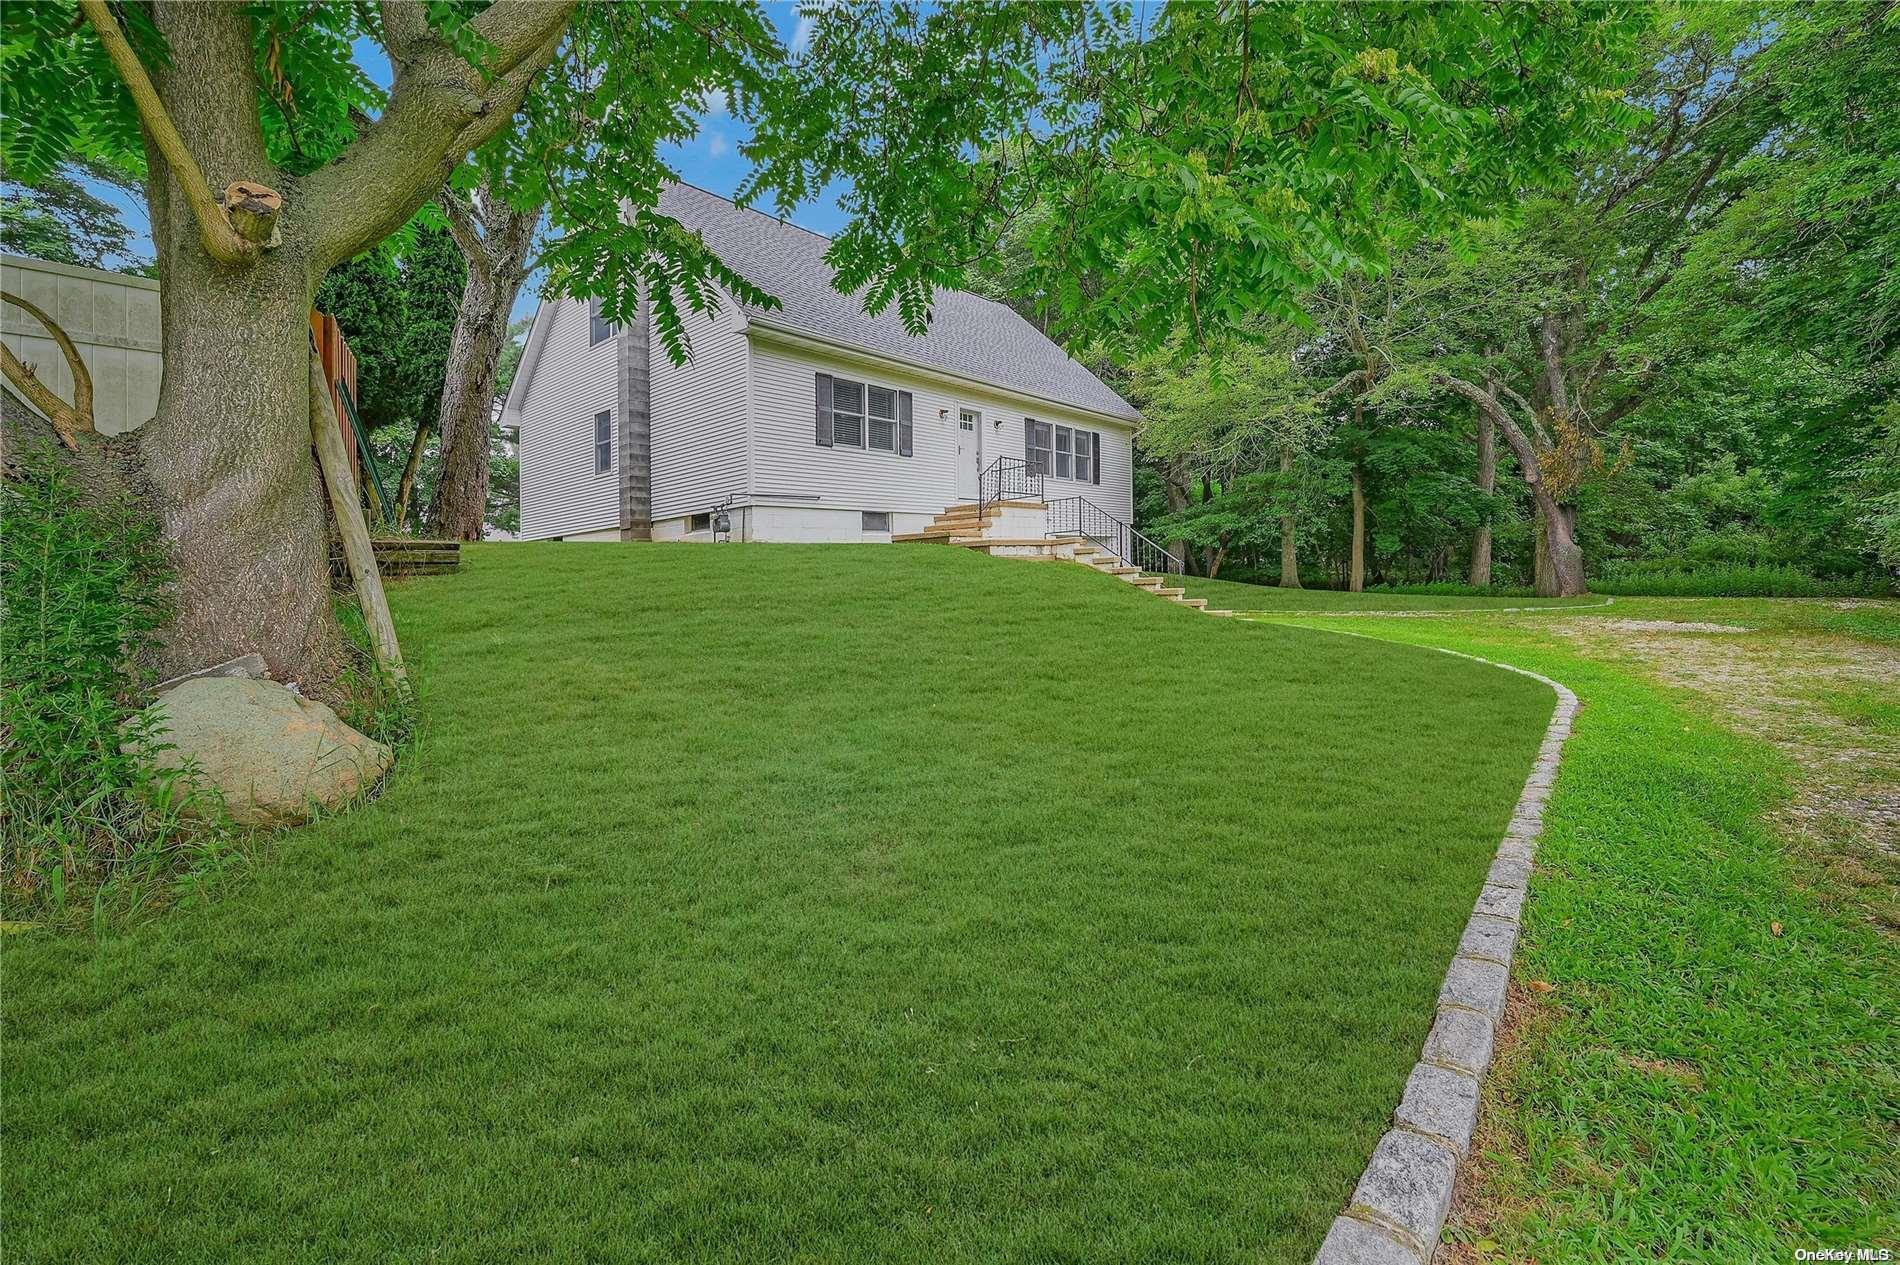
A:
[3, 1, 1647, 363]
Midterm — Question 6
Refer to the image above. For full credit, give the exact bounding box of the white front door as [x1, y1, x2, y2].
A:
[956, 409, 981, 500]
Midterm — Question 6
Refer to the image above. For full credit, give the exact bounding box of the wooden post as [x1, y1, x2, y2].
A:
[309, 353, 406, 684]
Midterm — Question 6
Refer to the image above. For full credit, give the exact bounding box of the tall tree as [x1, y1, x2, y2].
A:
[430, 176, 540, 540]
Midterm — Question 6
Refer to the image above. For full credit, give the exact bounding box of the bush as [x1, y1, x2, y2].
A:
[1, 447, 226, 916]
[1592, 565, 1896, 598]
[1366, 581, 1547, 598]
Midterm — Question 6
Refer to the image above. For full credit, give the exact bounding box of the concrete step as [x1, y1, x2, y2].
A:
[1204, 609, 1236, 617]
[1174, 596, 1208, 608]
[1155, 587, 1185, 598]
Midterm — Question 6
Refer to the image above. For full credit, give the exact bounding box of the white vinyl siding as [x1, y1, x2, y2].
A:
[518, 297, 620, 539]
[748, 335, 1135, 524]
[649, 292, 748, 520]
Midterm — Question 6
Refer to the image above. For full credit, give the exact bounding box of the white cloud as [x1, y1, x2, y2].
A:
[699, 87, 728, 117]
[708, 131, 729, 158]
[791, 14, 815, 55]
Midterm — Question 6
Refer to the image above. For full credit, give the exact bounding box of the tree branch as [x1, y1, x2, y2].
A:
[78, 0, 263, 266]
[439, 187, 492, 283]
[0, 290, 94, 449]
[302, 8, 571, 271]
[1437, 374, 1548, 497]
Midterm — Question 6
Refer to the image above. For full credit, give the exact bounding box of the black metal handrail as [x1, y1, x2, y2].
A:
[976, 456, 1044, 517]
[1045, 495, 1184, 575]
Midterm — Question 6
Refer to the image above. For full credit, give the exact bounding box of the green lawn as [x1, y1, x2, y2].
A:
[1178, 574, 1610, 612]
[1247, 598, 1899, 1258]
[4, 543, 1554, 1263]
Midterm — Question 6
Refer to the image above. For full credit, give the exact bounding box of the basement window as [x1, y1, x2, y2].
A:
[689, 512, 713, 532]
[861, 511, 892, 533]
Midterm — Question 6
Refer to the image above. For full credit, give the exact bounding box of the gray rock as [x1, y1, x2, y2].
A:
[1349, 1129, 1456, 1253]
[1439, 956, 1509, 1024]
[135, 677, 392, 827]
[1314, 1216, 1420, 1265]
[1474, 883, 1525, 923]
[1457, 914, 1518, 966]
[1395, 1063, 1481, 1155]
[1421, 1006, 1494, 1077]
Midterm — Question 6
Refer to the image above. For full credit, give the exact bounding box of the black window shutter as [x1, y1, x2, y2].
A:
[1093, 432, 1102, 484]
[1024, 418, 1033, 468]
[815, 373, 833, 447]
[897, 391, 913, 456]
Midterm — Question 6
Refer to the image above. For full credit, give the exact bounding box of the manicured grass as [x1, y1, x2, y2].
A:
[3, 543, 1554, 1263]
[1248, 599, 1899, 1258]
[1178, 574, 1609, 612]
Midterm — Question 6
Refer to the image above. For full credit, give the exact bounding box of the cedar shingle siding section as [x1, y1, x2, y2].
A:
[657, 183, 1138, 423]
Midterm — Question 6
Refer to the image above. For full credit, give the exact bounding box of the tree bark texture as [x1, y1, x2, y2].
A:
[1469, 406, 1495, 587]
[1277, 447, 1301, 588]
[1349, 463, 1366, 593]
[430, 183, 541, 541]
[84, 1, 568, 686]
[394, 418, 431, 530]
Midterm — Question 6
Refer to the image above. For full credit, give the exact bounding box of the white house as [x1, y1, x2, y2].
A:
[505, 183, 1142, 548]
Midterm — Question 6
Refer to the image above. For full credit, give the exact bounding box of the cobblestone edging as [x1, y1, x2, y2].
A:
[1314, 651, 1580, 1265]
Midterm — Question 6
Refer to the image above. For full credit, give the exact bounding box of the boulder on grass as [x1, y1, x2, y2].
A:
[137, 677, 392, 826]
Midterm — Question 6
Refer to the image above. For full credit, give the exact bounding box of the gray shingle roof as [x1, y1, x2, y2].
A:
[658, 182, 1138, 422]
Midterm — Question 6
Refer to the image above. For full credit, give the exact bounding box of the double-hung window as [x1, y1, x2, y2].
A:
[1025, 420, 1054, 476]
[1041, 423, 1100, 484]
[588, 297, 613, 345]
[593, 410, 613, 473]
[831, 378, 865, 448]
[814, 373, 913, 456]
[867, 386, 897, 452]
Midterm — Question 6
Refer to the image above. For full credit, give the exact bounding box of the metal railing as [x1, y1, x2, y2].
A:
[1045, 495, 1184, 574]
[976, 456, 1043, 517]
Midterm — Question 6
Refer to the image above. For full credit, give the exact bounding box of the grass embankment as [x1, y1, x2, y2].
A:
[1180, 574, 1609, 613]
[1238, 592, 1899, 1259]
[4, 543, 1553, 1263]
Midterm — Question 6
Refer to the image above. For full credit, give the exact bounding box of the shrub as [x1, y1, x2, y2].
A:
[1367, 581, 1546, 598]
[1, 446, 224, 916]
[1592, 565, 1896, 598]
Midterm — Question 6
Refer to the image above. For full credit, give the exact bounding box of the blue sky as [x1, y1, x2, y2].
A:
[86, 2, 845, 323]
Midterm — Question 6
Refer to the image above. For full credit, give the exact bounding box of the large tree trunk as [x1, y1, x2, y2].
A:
[1349, 463, 1366, 593]
[1533, 502, 1581, 597]
[63, 0, 568, 689]
[1439, 373, 1586, 596]
[1277, 447, 1301, 588]
[1469, 405, 1495, 587]
[137, 4, 340, 685]
[430, 184, 540, 541]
